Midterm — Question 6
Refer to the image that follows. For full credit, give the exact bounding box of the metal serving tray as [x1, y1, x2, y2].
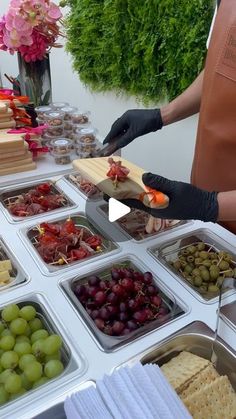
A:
[0, 236, 28, 292]
[0, 293, 84, 415]
[118, 321, 236, 390]
[220, 301, 236, 332]
[20, 213, 119, 275]
[64, 172, 103, 201]
[60, 255, 188, 352]
[148, 228, 236, 303]
[98, 203, 188, 243]
[33, 381, 95, 419]
[0, 179, 76, 223]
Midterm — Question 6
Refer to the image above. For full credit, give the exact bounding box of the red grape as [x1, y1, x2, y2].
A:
[119, 312, 128, 322]
[86, 301, 95, 309]
[107, 292, 118, 305]
[128, 299, 139, 311]
[158, 307, 169, 315]
[88, 275, 100, 286]
[104, 325, 113, 335]
[119, 302, 128, 312]
[107, 305, 119, 318]
[112, 284, 124, 297]
[91, 309, 99, 320]
[111, 269, 120, 280]
[94, 291, 106, 305]
[99, 280, 107, 290]
[94, 318, 104, 330]
[143, 272, 153, 285]
[99, 307, 110, 320]
[122, 328, 131, 335]
[112, 321, 124, 335]
[127, 320, 138, 331]
[120, 278, 134, 292]
[133, 310, 147, 323]
[87, 286, 99, 298]
[147, 285, 157, 295]
[133, 272, 143, 281]
[74, 284, 85, 297]
[133, 281, 143, 292]
[151, 295, 162, 306]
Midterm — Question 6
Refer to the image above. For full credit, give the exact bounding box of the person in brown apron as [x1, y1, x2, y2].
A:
[103, 0, 236, 234]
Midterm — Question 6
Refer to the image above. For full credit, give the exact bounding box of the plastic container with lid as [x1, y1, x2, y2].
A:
[71, 110, 90, 125]
[75, 127, 97, 143]
[45, 111, 65, 126]
[50, 101, 69, 110]
[61, 106, 78, 120]
[47, 125, 64, 137]
[64, 121, 73, 131]
[35, 105, 52, 120]
[50, 138, 73, 165]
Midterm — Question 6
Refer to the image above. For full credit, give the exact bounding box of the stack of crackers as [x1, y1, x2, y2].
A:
[0, 101, 16, 130]
[161, 351, 236, 419]
[0, 130, 36, 176]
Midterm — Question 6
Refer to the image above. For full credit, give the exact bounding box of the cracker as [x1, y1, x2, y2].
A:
[161, 351, 210, 391]
[180, 364, 219, 399]
[183, 375, 236, 419]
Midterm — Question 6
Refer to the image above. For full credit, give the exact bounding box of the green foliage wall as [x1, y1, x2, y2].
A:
[65, 0, 213, 103]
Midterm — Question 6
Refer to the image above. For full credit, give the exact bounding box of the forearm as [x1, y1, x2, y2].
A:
[160, 70, 204, 125]
[217, 191, 236, 221]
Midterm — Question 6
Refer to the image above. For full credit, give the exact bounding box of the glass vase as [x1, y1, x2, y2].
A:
[17, 53, 52, 107]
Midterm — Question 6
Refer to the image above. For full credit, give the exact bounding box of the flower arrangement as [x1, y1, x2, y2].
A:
[0, 0, 63, 63]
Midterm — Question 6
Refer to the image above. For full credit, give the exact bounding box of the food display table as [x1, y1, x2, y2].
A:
[0, 163, 235, 419]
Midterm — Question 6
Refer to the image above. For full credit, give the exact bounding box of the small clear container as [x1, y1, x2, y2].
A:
[35, 106, 52, 121]
[45, 111, 65, 126]
[71, 110, 90, 125]
[50, 101, 69, 111]
[51, 138, 73, 165]
[76, 142, 97, 154]
[76, 127, 97, 143]
[64, 121, 73, 131]
[47, 125, 64, 137]
[61, 106, 78, 121]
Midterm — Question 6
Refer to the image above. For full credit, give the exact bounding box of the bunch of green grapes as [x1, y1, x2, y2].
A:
[0, 303, 64, 406]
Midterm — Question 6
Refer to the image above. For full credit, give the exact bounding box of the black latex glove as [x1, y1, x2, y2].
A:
[114, 173, 219, 223]
[103, 109, 163, 150]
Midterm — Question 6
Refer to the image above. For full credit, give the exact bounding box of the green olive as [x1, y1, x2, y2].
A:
[173, 260, 181, 270]
[194, 251, 200, 258]
[199, 265, 207, 271]
[192, 268, 201, 277]
[187, 256, 195, 263]
[184, 264, 193, 274]
[199, 285, 208, 292]
[219, 260, 230, 270]
[209, 265, 220, 280]
[197, 242, 205, 251]
[193, 276, 202, 287]
[216, 276, 224, 287]
[180, 260, 187, 268]
[181, 249, 189, 256]
[195, 258, 203, 265]
[208, 284, 220, 293]
[179, 256, 187, 262]
[211, 259, 219, 265]
[200, 269, 210, 282]
[187, 245, 196, 254]
[202, 260, 211, 268]
[209, 252, 217, 260]
[224, 268, 234, 278]
[223, 253, 233, 262]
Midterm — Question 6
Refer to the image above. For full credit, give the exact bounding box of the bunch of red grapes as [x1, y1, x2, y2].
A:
[73, 267, 170, 336]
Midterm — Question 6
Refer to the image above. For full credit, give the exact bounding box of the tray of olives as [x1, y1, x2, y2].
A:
[60, 256, 187, 351]
[148, 229, 236, 302]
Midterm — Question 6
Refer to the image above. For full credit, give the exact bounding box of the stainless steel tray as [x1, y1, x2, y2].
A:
[148, 228, 236, 303]
[98, 203, 189, 243]
[0, 179, 76, 223]
[60, 255, 188, 352]
[220, 301, 236, 332]
[118, 321, 236, 390]
[19, 213, 119, 275]
[64, 172, 103, 201]
[0, 236, 28, 292]
[0, 293, 85, 415]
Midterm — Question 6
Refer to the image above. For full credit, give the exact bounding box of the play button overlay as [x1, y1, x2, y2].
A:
[108, 198, 130, 222]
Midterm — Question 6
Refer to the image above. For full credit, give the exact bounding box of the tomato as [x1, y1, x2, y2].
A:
[38, 232, 60, 245]
[85, 235, 102, 249]
[36, 183, 51, 195]
[60, 219, 77, 236]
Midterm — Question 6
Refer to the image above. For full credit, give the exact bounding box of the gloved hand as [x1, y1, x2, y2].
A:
[120, 173, 219, 222]
[103, 109, 163, 151]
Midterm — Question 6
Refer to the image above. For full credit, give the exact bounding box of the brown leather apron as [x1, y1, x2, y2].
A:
[191, 0, 236, 234]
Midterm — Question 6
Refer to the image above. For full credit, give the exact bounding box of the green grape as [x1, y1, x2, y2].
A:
[31, 329, 48, 344]
[24, 362, 42, 382]
[1, 329, 14, 337]
[15, 336, 30, 344]
[19, 306, 36, 321]
[43, 335, 62, 355]
[0, 322, 5, 335]
[24, 325, 31, 337]
[10, 318, 27, 335]
[29, 318, 43, 333]
[0, 369, 14, 384]
[1, 351, 19, 369]
[0, 384, 9, 405]
[2, 304, 20, 322]
[0, 365, 2, 374]
[14, 342, 32, 357]
[0, 350, 3, 358]
[44, 360, 64, 379]
[19, 354, 36, 371]
[45, 351, 61, 362]
[32, 339, 45, 359]
[20, 373, 32, 391]
[32, 376, 49, 389]
[4, 373, 22, 394]
[0, 336, 15, 351]
[9, 387, 26, 401]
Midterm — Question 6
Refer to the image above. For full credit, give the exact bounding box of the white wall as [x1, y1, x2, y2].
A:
[0, 0, 198, 181]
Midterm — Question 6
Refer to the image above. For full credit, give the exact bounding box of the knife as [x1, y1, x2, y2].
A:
[94, 138, 121, 157]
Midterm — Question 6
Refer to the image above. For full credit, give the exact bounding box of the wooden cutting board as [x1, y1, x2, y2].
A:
[0, 143, 28, 160]
[0, 150, 31, 163]
[0, 155, 33, 169]
[73, 157, 149, 200]
[0, 132, 24, 151]
[0, 162, 36, 176]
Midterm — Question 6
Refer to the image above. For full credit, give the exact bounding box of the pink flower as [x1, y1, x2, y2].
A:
[47, 3, 62, 21]
[18, 29, 48, 61]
